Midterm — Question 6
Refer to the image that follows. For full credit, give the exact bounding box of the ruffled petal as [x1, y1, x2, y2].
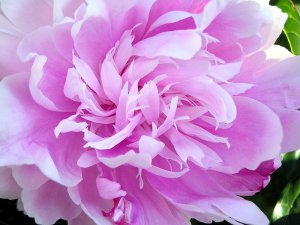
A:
[21, 180, 81, 225]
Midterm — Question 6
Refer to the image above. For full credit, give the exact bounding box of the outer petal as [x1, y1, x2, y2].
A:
[239, 56, 300, 152]
[242, 56, 300, 110]
[21, 181, 81, 225]
[69, 212, 97, 225]
[0, 73, 83, 186]
[18, 25, 78, 111]
[0, 73, 49, 166]
[204, 0, 286, 60]
[53, 0, 83, 23]
[0, 0, 52, 32]
[210, 198, 268, 225]
[205, 1, 267, 42]
[12, 165, 48, 191]
[0, 167, 21, 200]
[278, 110, 300, 152]
[204, 159, 280, 196]
[0, 20, 28, 78]
[259, 4, 288, 49]
[210, 96, 282, 172]
[147, 163, 269, 225]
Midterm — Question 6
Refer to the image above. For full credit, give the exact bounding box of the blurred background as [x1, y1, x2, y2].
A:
[1, 0, 300, 224]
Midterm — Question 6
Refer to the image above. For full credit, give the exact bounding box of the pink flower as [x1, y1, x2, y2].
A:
[0, 0, 299, 224]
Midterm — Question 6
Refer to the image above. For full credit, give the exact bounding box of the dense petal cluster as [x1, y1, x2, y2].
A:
[1, 0, 300, 224]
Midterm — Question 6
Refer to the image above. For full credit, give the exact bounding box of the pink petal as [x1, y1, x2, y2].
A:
[68, 167, 113, 225]
[211, 198, 268, 225]
[178, 122, 229, 145]
[73, 55, 102, 96]
[147, 10, 197, 34]
[0, 73, 46, 166]
[99, 150, 152, 169]
[21, 181, 81, 225]
[74, 17, 115, 71]
[155, 96, 179, 137]
[167, 128, 204, 165]
[53, 0, 83, 23]
[114, 166, 190, 225]
[0, 74, 84, 186]
[0, 0, 52, 32]
[12, 165, 48, 191]
[243, 56, 300, 110]
[54, 115, 88, 138]
[115, 83, 130, 129]
[126, 58, 159, 84]
[69, 212, 97, 225]
[64, 68, 83, 101]
[139, 81, 160, 124]
[18, 26, 78, 111]
[212, 96, 283, 172]
[139, 135, 164, 158]
[77, 150, 98, 169]
[278, 110, 300, 152]
[96, 177, 126, 200]
[176, 78, 237, 123]
[114, 30, 134, 72]
[133, 30, 202, 60]
[205, 159, 279, 196]
[0, 167, 21, 200]
[100, 51, 123, 105]
[86, 114, 141, 150]
[147, 163, 268, 224]
[30, 55, 77, 111]
[0, 24, 27, 78]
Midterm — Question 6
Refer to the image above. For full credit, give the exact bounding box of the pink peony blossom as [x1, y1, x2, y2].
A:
[0, 0, 300, 224]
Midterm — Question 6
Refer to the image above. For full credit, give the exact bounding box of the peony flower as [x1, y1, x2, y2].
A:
[0, 0, 300, 224]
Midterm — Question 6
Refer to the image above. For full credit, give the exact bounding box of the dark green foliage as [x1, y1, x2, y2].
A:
[272, 0, 300, 54]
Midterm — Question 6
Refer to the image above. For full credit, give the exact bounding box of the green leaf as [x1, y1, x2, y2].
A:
[283, 149, 300, 162]
[274, 0, 300, 55]
[272, 177, 300, 221]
